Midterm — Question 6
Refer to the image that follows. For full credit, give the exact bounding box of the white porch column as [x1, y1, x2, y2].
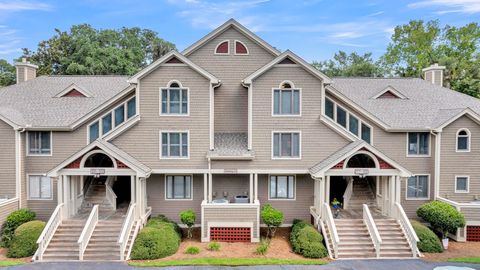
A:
[203, 173, 208, 201]
[389, 175, 395, 217]
[130, 176, 135, 205]
[63, 175, 70, 217]
[208, 173, 213, 203]
[249, 174, 253, 203]
[135, 176, 141, 219]
[325, 176, 330, 205]
[57, 175, 64, 205]
[395, 176, 401, 203]
[254, 173, 258, 202]
[80, 176, 84, 195]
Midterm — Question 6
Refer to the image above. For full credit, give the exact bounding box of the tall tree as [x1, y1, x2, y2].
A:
[0, 59, 16, 87]
[23, 24, 176, 76]
[312, 51, 381, 77]
[381, 20, 480, 97]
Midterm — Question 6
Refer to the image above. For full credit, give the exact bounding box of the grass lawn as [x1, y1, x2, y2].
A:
[0, 261, 25, 267]
[129, 258, 328, 267]
[447, 257, 480, 264]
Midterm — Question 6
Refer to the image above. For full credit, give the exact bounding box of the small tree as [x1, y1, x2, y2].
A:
[417, 201, 465, 239]
[261, 204, 284, 238]
[179, 209, 196, 239]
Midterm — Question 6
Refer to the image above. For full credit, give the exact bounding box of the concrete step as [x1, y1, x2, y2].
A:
[338, 251, 376, 258]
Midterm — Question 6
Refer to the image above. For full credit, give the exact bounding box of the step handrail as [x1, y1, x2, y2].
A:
[118, 202, 136, 261]
[105, 177, 117, 211]
[342, 178, 353, 209]
[78, 205, 99, 260]
[363, 204, 382, 258]
[394, 202, 419, 257]
[322, 202, 339, 258]
[125, 220, 142, 260]
[35, 203, 65, 261]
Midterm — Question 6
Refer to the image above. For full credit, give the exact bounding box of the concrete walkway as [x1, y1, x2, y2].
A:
[5, 260, 479, 270]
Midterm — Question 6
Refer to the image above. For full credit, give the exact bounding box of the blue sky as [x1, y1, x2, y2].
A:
[1, 0, 479, 63]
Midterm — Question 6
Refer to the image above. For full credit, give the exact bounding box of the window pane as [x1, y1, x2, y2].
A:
[281, 133, 292, 156]
[456, 177, 468, 191]
[419, 133, 429, 155]
[40, 132, 51, 154]
[281, 90, 292, 114]
[114, 105, 125, 126]
[166, 176, 173, 199]
[181, 133, 188, 157]
[361, 124, 371, 144]
[273, 90, 280, 114]
[161, 90, 168, 114]
[127, 97, 136, 118]
[170, 89, 180, 114]
[325, 99, 334, 119]
[170, 133, 180, 145]
[185, 176, 191, 199]
[102, 114, 112, 135]
[292, 133, 300, 157]
[293, 90, 300, 114]
[418, 176, 429, 198]
[349, 115, 359, 136]
[288, 176, 294, 199]
[181, 89, 188, 114]
[29, 176, 40, 199]
[89, 122, 100, 143]
[407, 177, 417, 198]
[29, 133, 39, 154]
[458, 137, 468, 150]
[336, 107, 347, 127]
[276, 176, 288, 198]
[40, 177, 51, 199]
[173, 176, 185, 198]
[408, 133, 418, 155]
[161, 133, 168, 157]
[273, 133, 280, 157]
[270, 177, 276, 198]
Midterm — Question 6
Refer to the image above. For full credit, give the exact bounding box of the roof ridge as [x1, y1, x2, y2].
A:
[47, 75, 129, 77]
[332, 76, 421, 80]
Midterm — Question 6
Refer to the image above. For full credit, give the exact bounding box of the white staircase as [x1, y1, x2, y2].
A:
[375, 219, 414, 258]
[79, 178, 116, 217]
[41, 219, 85, 261]
[333, 219, 376, 258]
[348, 178, 377, 212]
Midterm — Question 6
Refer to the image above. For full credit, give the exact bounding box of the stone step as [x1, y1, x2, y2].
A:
[337, 251, 376, 258]
[380, 250, 414, 257]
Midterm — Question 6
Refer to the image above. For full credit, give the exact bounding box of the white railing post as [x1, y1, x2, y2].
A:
[35, 203, 65, 261]
[394, 202, 419, 257]
[343, 178, 353, 210]
[78, 205, 99, 260]
[322, 203, 339, 258]
[363, 204, 382, 258]
[118, 203, 136, 260]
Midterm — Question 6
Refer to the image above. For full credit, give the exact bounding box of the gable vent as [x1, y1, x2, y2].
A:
[63, 89, 87, 97]
[165, 56, 184, 64]
[55, 83, 93, 98]
[371, 86, 407, 100]
[278, 57, 296, 65]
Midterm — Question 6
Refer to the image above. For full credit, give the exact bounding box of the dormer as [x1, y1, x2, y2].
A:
[54, 83, 93, 98]
[371, 86, 407, 100]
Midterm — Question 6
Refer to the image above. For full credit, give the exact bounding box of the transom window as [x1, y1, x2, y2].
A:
[28, 175, 52, 200]
[455, 176, 469, 193]
[273, 82, 300, 115]
[407, 175, 429, 199]
[269, 175, 295, 199]
[324, 97, 372, 144]
[161, 81, 188, 115]
[273, 132, 300, 159]
[408, 132, 429, 156]
[161, 132, 189, 158]
[166, 175, 192, 199]
[456, 129, 470, 152]
[27, 131, 52, 155]
[88, 96, 136, 143]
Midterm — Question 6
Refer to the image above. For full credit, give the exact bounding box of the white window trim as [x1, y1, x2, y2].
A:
[324, 97, 374, 144]
[27, 174, 53, 201]
[164, 174, 193, 201]
[456, 128, 471, 152]
[271, 86, 302, 117]
[455, 175, 470, 193]
[234, 40, 249, 55]
[271, 130, 302, 160]
[26, 131, 53, 157]
[268, 174, 296, 200]
[159, 130, 190, 160]
[406, 132, 431, 158]
[405, 174, 430, 201]
[159, 80, 190, 117]
[214, 40, 230, 55]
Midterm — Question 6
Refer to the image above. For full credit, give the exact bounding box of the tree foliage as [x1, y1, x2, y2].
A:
[312, 51, 381, 77]
[0, 59, 16, 87]
[22, 24, 176, 76]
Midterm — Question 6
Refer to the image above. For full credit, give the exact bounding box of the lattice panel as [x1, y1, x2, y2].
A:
[210, 227, 251, 242]
[467, 226, 480, 241]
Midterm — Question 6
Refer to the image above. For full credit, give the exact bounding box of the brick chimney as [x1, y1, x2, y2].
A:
[15, 58, 38, 84]
[422, 63, 446, 87]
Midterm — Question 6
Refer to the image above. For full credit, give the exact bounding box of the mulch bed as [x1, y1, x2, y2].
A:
[0, 248, 31, 263]
[422, 241, 480, 261]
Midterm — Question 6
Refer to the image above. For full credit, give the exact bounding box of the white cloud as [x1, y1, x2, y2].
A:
[408, 0, 480, 14]
[0, 1, 51, 12]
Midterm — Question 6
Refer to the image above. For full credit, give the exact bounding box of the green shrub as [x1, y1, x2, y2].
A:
[185, 246, 200, 255]
[131, 225, 180, 260]
[290, 220, 327, 258]
[207, 241, 220, 251]
[411, 220, 443, 253]
[179, 210, 196, 239]
[147, 215, 182, 238]
[7, 220, 45, 258]
[255, 239, 270, 255]
[1, 209, 36, 248]
[417, 201, 465, 238]
[261, 204, 284, 238]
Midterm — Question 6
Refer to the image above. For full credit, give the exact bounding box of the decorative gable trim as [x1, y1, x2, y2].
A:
[54, 83, 93, 98]
[165, 56, 184, 64]
[371, 86, 407, 99]
[278, 57, 296, 65]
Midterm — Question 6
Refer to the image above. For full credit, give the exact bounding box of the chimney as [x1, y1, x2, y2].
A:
[15, 58, 38, 84]
[422, 63, 446, 87]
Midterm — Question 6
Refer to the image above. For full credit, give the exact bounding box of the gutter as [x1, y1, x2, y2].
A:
[430, 129, 441, 200]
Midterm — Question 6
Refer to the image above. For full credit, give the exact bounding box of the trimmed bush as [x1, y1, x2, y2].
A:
[417, 201, 465, 238]
[131, 222, 181, 260]
[411, 220, 443, 253]
[1, 209, 36, 248]
[7, 220, 45, 258]
[207, 241, 220, 251]
[290, 220, 327, 258]
[255, 239, 270, 255]
[179, 210, 196, 239]
[261, 204, 284, 238]
[147, 215, 182, 238]
[185, 246, 200, 255]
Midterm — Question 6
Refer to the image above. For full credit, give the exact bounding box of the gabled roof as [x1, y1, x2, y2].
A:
[243, 50, 332, 85]
[182, 19, 281, 57]
[128, 50, 219, 84]
[309, 140, 412, 177]
[47, 140, 151, 178]
[54, 83, 93, 98]
[433, 108, 480, 131]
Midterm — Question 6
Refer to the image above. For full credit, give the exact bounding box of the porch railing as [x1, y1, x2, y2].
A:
[105, 176, 117, 211]
[35, 203, 65, 261]
[363, 204, 382, 258]
[322, 202, 339, 259]
[343, 179, 353, 210]
[394, 202, 419, 257]
[118, 202, 136, 261]
[78, 205, 98, 260]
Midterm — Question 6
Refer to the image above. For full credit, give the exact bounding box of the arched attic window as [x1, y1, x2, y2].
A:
[234, 40, 248, 55]
[279, 81, 294, 89]
[215, 40, 230, 55]
[82, 152, 115, 168]
[345, 152, 378, 168]
[456, 129, 471, 152]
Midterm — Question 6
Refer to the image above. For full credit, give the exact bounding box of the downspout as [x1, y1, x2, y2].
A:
[431, 130, 441, 199]
[15, 127, 27, 206]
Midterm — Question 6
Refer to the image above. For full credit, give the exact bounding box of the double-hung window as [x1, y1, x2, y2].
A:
[408, 132, 429, 156]
[273, 82, 300, 115]
[455, 176, 469, 193]
[161, 132, 189, 158]
[273, 132, 300, 159]
[28, 175, 52, 200]
[407, 175, 429, 199]
[269, 175, 295, 199]
[27, 131, 51, 155]
[161, 82, 188, 115]
[166, 175, 192, 199]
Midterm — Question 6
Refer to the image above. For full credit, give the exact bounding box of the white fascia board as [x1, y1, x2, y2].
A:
[434, 108, 480, 132]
